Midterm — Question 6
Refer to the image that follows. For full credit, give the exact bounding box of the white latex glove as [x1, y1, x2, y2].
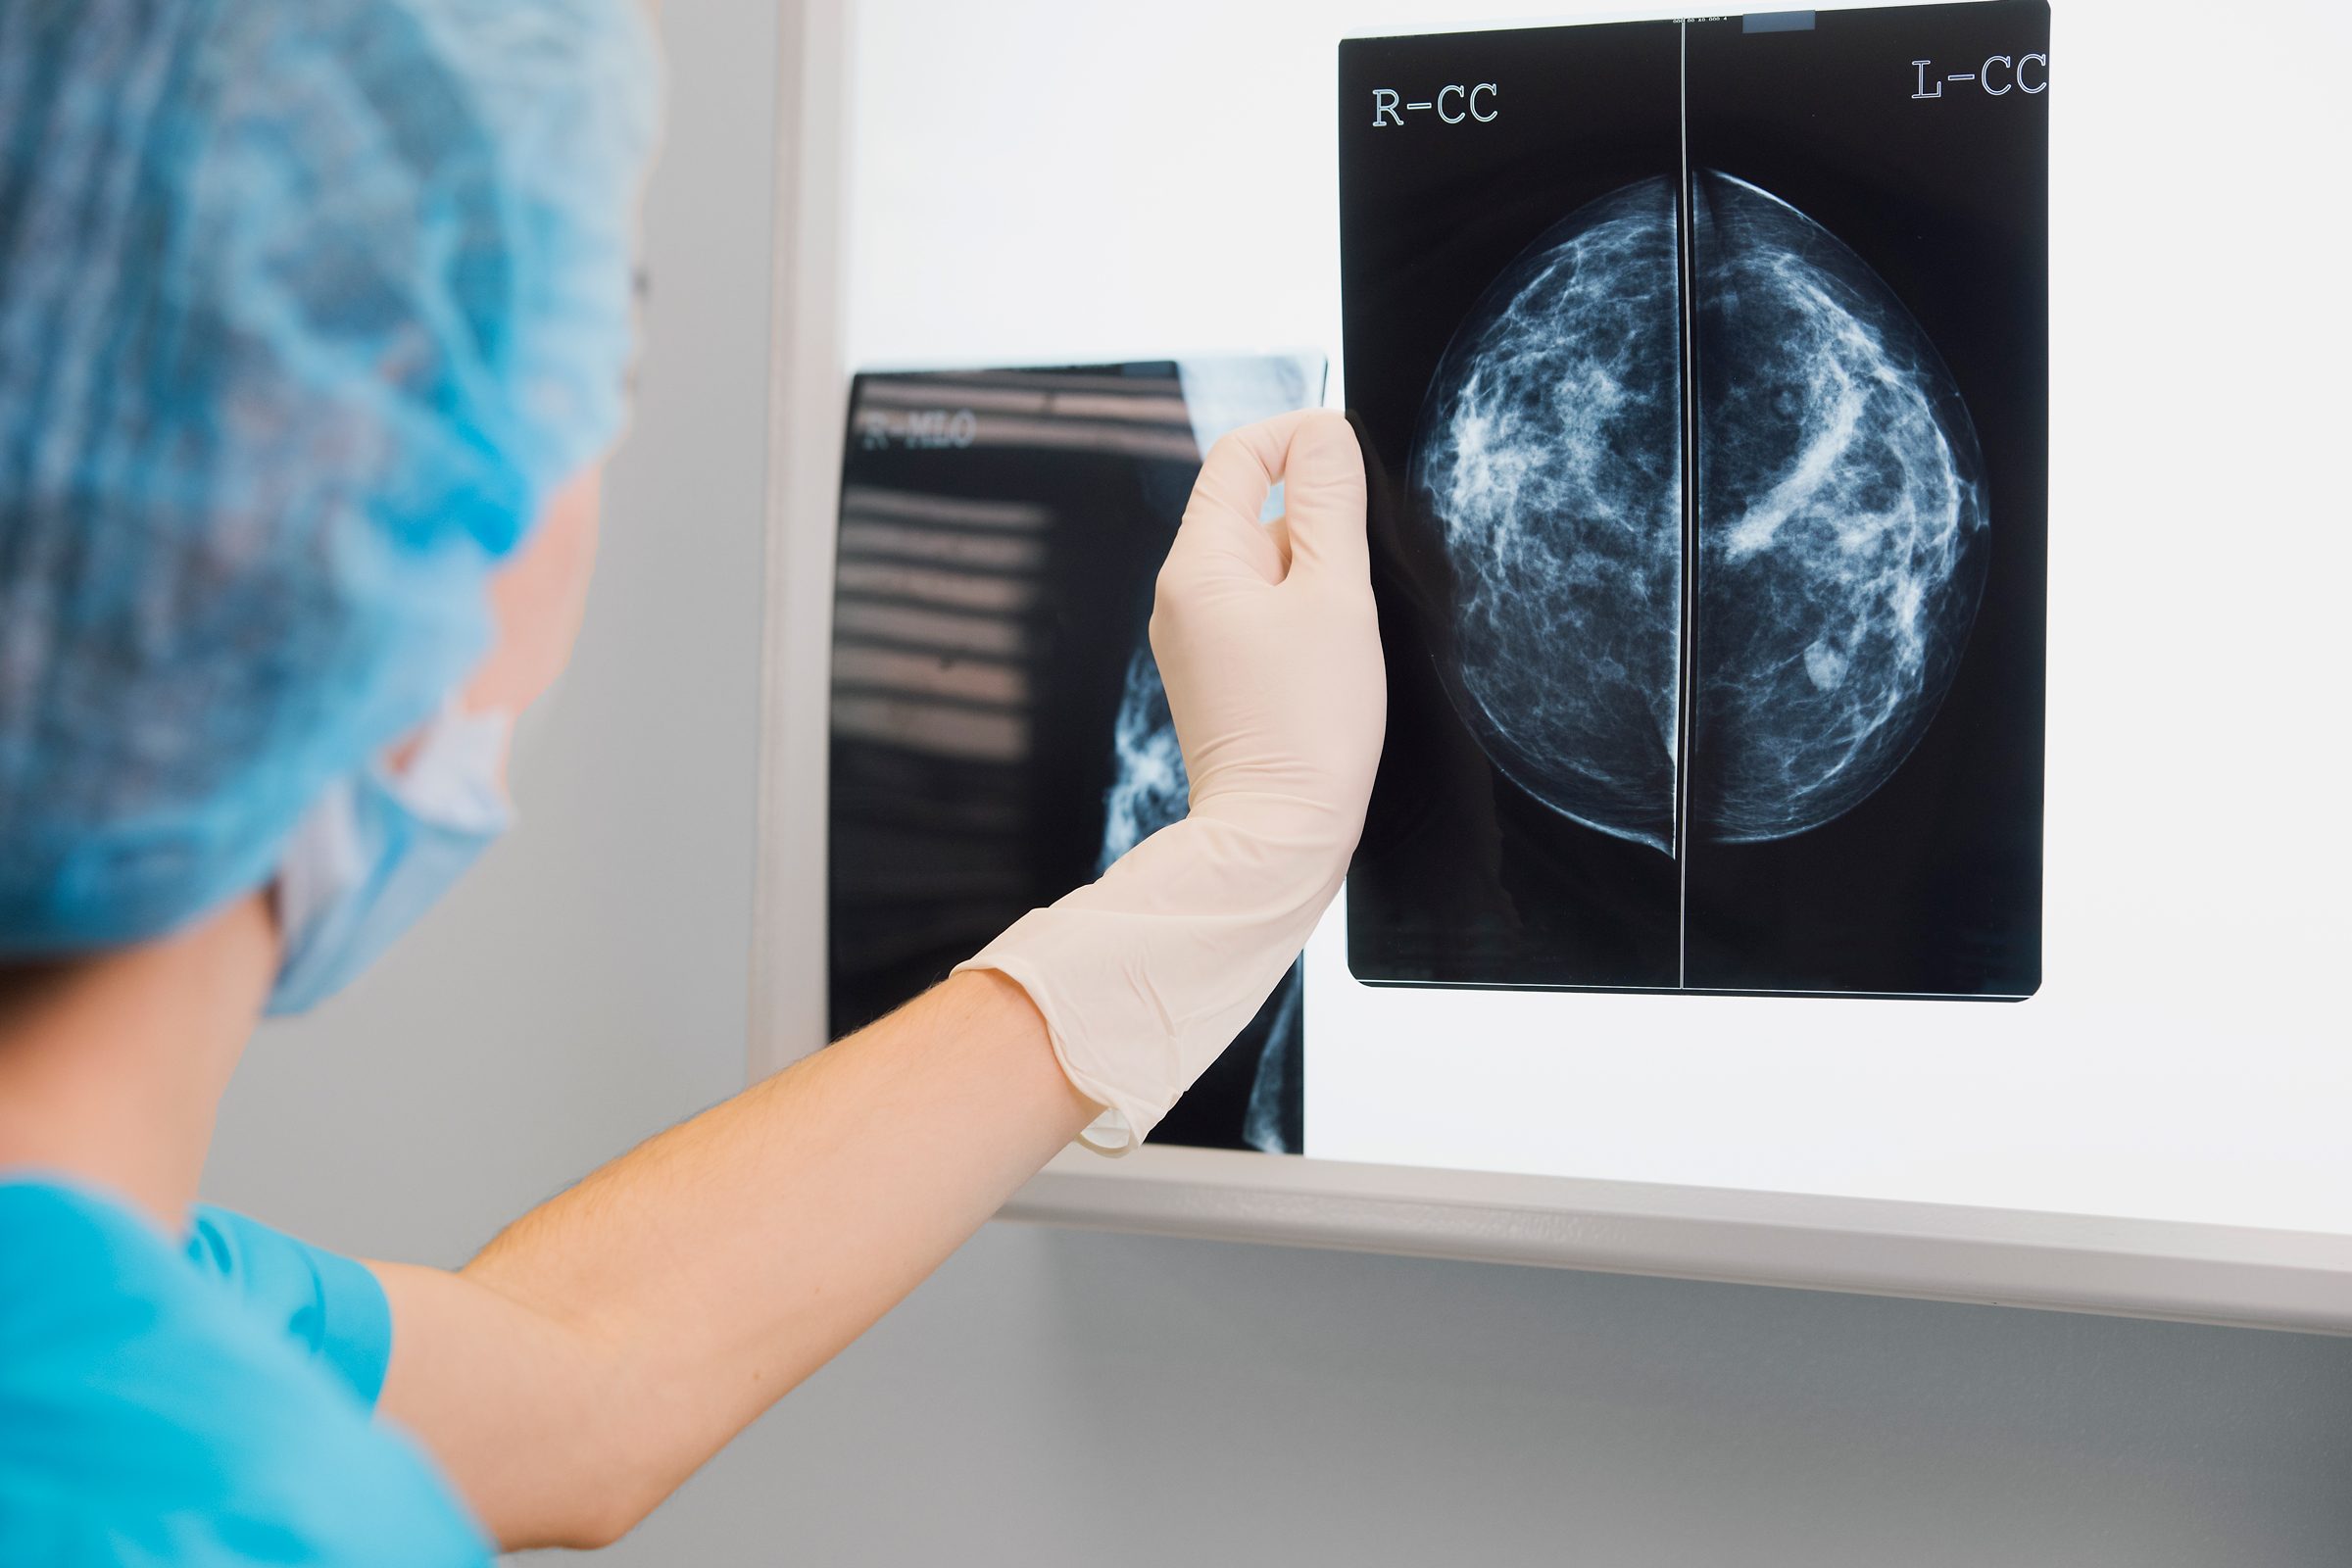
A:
[956, 410, 1386, 1152]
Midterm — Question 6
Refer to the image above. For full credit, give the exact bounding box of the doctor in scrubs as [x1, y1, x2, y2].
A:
[0, 2, 1385, 1559]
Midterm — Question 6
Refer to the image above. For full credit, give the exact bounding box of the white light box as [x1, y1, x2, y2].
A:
[754, 0, 2352, 1332]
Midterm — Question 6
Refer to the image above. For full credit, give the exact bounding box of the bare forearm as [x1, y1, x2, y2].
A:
[370, 412, 1380, 1550]
[374, 969, 1094, 1549]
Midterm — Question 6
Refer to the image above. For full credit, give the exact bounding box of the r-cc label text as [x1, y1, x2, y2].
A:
[1371, 83, 1498, 126]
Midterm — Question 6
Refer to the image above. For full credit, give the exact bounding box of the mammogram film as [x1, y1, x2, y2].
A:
[826, 357, 1322, 1150]
[1343, 1, 2047, 999]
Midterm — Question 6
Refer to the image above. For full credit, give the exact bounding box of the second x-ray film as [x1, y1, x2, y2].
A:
[826, 356, 1325, 1152]
[1340, 1, 2048, 1000]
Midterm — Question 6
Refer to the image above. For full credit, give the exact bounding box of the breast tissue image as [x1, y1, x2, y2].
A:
[1100, 640, 1303, 1153]
[1409, 172, 1988, 852]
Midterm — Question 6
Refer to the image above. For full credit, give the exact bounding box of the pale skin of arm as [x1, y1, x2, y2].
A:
[374, 967, 1094, 1550]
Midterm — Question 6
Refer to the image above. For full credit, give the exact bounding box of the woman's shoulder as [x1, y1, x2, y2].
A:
[0, 1179, 490, 1568]
[184, 1200, 397, 1406]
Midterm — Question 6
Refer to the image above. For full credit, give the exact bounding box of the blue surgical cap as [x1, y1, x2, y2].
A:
[0, 0, 659, 954]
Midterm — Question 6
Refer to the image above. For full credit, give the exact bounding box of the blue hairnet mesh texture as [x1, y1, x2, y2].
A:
[0, 0, 658, 953]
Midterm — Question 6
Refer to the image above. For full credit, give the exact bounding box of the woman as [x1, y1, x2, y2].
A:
[0, 2, 1385, 1559]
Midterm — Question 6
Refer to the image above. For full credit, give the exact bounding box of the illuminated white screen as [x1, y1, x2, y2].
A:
[843, 0, 2352, 1234]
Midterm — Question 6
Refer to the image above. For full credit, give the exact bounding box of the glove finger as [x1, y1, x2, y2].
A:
[1268, 411, 1369, 589]
[1263, 510, 1295, 573]
[1167, 410, 1330, 588]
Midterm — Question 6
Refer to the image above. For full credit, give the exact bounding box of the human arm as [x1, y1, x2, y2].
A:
[369, 410, 1383, 1550]
[373, 967, 1091, 1549]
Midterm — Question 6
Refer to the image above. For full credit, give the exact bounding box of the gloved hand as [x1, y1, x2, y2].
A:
[956, 411, 1386, 1152]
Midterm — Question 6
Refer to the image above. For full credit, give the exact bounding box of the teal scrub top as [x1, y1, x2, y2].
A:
[0, 1180, 491, 1566]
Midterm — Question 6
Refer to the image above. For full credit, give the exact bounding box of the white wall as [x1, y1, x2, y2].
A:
[205, 6, 2352, 1565]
